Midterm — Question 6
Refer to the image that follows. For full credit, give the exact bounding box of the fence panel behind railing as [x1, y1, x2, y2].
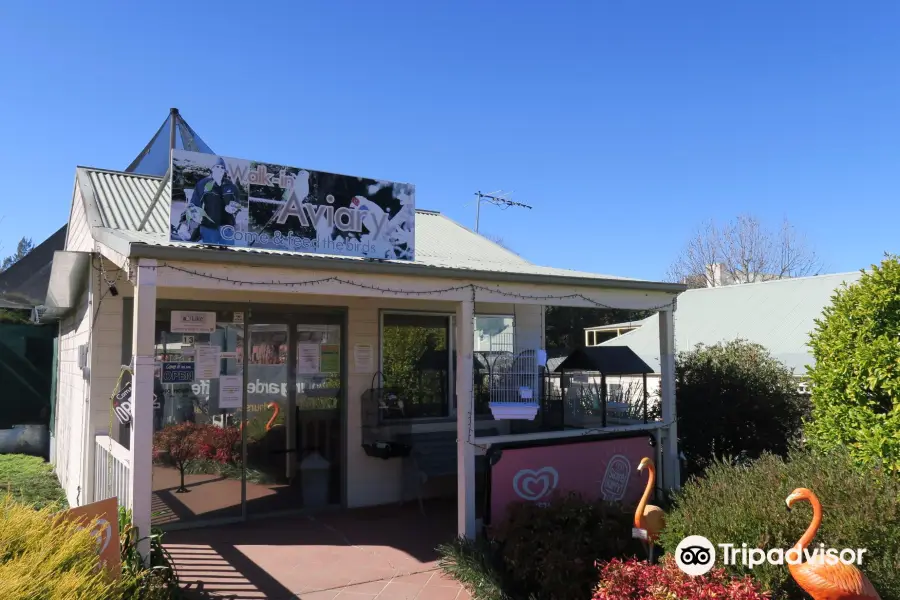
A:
[93, 435, 131, 509]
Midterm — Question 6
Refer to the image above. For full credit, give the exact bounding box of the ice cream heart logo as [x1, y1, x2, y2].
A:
[512, 467, 559, 502]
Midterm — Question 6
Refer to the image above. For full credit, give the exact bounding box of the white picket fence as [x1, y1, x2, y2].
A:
[93, 435, 131, 509]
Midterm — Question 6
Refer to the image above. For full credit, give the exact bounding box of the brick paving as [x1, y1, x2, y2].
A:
[165, 499, 470, 600]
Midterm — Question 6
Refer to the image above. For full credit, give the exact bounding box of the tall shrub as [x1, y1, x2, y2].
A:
[676, 340, 808, 479]
[0, 495, 123, 599]
[805, 255, 900, 473]
[491, 493, 640, 600]
[658, 449, 900, 599]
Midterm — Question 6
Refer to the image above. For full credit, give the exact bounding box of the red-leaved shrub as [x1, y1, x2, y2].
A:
[593, 556, 770, 600]
[196, 424, 242, 464]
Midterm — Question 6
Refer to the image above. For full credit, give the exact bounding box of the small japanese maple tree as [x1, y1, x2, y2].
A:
[153, 422, 201, 493]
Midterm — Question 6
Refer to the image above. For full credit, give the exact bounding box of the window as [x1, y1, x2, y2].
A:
[594, 331, 617, 344]
[473, 315, 516, 415]
[381, 313, 452, 419]
[474, 316, 515, 352]
[587, 331, 596, 346]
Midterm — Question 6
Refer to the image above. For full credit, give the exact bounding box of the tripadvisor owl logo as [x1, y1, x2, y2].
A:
[675, 535, 717, 576]
[674, 535, 869, 576]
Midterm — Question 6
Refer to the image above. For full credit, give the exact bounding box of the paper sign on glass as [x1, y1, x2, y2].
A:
[297, 343, 321, 374]
[195, 345, 221, 379]
[218, 375, 242, 409]
[320, 344, 340, 373]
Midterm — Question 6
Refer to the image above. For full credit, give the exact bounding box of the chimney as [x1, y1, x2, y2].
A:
[705, 263, 727, 287]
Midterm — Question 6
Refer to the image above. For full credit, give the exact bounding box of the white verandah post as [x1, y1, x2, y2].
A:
[456, 298, 476, 539]
[658, 307, 680, 491]
[130, 258, 157, 561]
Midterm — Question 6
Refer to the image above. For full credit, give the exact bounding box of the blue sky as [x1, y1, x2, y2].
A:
[1, 1, 897, 280]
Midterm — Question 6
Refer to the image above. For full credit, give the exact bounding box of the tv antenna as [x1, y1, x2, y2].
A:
[473, 190, 532, 233]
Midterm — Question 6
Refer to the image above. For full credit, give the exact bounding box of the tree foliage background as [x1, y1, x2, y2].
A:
[0, 236, 34, 323]
[675, 339, 808, 480]
[805, 254, 900, 474]
[1, 237, 33, 273]
[668, 214, 821, 288]
[381, 323, 448, 416]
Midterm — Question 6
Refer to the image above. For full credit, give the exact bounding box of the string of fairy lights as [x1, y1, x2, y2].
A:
[134, 262, 680, 313]
[93, 257, 677, 455]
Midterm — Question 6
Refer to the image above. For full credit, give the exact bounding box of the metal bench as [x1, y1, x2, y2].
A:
[395, 428, 498, 515]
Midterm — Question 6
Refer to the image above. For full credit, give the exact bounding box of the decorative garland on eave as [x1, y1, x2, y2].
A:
[125, 262, 679, 312]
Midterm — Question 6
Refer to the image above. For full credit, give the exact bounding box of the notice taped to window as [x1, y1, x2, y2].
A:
[195, 345, 221, 379]
[218, 375, 242, 409]
[297, 343, 320, 374]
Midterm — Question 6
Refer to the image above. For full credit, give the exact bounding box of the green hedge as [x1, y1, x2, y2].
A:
[658, 448, 900, 599]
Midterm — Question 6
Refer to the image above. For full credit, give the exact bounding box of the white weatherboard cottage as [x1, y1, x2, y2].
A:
[45, 115, 683, 557]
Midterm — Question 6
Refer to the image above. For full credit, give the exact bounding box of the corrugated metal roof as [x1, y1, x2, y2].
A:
[82, 168, 171, 234]
[600, 271, 864, 373]
[78, 168, 658, 283]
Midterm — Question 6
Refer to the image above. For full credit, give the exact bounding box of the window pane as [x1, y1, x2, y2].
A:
[474, 316, 514, 352]
[382, 314, 450, 418]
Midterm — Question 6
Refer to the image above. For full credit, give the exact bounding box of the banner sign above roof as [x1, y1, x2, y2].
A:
[168, 149, 415, 260]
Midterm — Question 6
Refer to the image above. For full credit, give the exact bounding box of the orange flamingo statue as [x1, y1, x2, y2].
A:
[634, 457, 666, 563]
[239, 402, 280, 433]
[265, 402, 280, 432]
[785, 488, 880, 600]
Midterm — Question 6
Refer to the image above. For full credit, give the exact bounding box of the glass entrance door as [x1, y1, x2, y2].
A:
[295, 323, 342, 507]
[150, 310, 245, 528]
[244, 312, 344, 515]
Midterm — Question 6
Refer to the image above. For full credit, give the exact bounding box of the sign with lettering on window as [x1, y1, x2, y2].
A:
[171, 311, 216, 333]
[161, 362, 195, 383]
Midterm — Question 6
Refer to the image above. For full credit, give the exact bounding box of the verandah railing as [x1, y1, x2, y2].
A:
[93, 435, 131, 509]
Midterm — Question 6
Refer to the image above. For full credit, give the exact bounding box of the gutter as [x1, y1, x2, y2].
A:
[128, 242, 687, 294]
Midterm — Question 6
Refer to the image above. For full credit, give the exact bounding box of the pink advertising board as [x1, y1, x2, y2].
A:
[488, 435, 652, 523]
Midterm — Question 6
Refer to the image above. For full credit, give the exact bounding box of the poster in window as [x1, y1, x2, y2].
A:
[195, 345, 221, 379]
[320, 344, 340, 373]
[297, 343, 321, 374]
[218, 375, 243, 409]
